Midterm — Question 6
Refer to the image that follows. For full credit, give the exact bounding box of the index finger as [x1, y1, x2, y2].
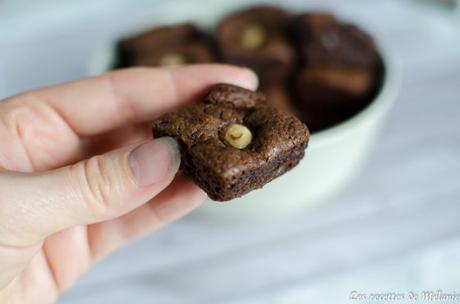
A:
[4, 65, 258, 136]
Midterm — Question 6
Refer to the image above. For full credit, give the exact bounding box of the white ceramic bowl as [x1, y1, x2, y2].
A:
[89, 3, 401, 219]
[201, 47, 400, 218]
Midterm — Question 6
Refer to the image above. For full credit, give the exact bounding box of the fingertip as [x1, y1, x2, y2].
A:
[171, 64, 259, 91]
[170, 174, 208, 205]
[232, 66, 259, 91]
[205, 64, 259, 90]
[151, 174, 207, 220]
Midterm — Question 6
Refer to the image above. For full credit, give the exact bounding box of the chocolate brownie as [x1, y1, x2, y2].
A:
[292, 13, 379, 68]
[261, 86, 299, 116]
[216, 6, 295, 86]
[130, 43, 214, 67]
[117, 23, 215, 67]
[301, 108, 357, 133]
[291, 13, 382, 131]
[295, 66, 376, 113]
[152, 84, 309, 201]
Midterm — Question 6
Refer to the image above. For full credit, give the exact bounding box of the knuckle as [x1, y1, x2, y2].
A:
[1, 93, 47, 133]
[0, 93, 70, 171]
[0, 101, 32, 143]
[74, 155, 125, 214]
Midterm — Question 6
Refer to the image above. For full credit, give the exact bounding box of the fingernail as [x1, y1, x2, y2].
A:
[128, 137, 181, 186]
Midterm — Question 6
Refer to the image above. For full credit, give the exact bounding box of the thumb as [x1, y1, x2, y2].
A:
[0, 137, 180, 246]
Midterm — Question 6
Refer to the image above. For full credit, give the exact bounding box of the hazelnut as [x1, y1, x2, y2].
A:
[241, 24, 266, 50]
[159, 53, 187, 67]
[224, 123, 253, 149]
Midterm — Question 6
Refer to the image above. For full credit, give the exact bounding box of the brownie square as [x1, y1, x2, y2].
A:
[301, 107, 357, 133]
[117, 23, 215, 67]
[291, 13, 383, 131]
[295, 66, 376, 113]
[261, 86, 299, 116]
[152, 84, 309, 201]
[216, 6, 295, 86]
[292, 13, 379, 68]
[130, 43, 215, 67]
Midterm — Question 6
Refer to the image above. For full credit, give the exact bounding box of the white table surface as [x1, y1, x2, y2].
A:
[1, 0, 460, 303]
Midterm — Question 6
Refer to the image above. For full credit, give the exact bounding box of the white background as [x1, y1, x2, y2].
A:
[0, 0, 460, 303]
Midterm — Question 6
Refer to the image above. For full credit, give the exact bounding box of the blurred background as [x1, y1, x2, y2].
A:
[1, 0, 460, 303]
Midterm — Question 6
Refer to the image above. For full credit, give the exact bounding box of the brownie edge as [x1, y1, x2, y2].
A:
[152, 83, 309, 201]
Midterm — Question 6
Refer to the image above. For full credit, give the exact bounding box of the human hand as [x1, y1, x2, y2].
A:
[0, 65, 258, 303]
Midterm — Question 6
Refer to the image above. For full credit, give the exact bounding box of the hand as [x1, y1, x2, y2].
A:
[0, 65, 258, 303]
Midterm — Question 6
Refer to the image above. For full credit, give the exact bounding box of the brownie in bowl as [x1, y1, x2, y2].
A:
[216, 6, 295, 87]
[114, 6, 384, 134]
[117, 23, 216, 68]
[291, 13, 383, 132]
[152, 84, 309, 201]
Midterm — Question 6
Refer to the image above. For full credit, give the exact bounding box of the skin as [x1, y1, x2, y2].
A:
[0, 65, 258, 303]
